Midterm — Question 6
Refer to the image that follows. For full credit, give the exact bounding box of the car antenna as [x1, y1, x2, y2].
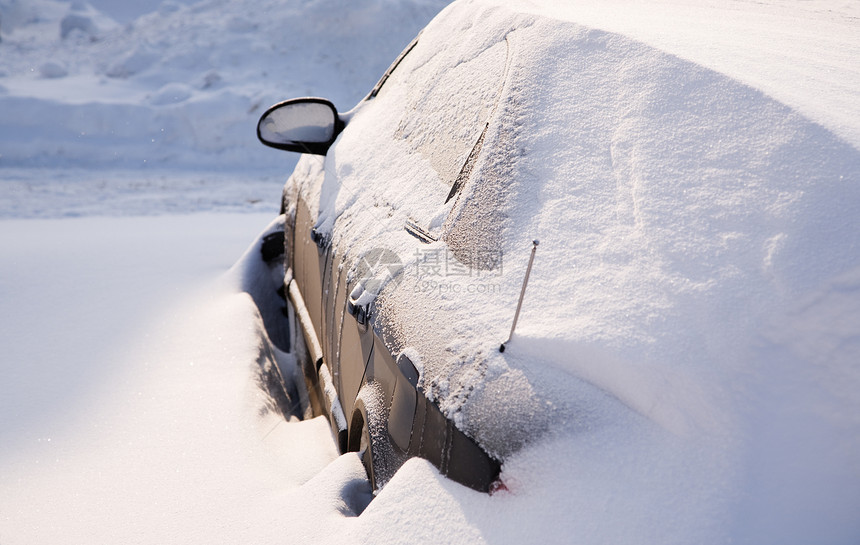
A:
[500, 240, 539, 353]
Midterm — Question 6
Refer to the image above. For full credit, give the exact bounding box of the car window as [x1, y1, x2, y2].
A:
[366, 33, 421, 100]
[394, 39, 508, 194]
[328, 31, 513, 246]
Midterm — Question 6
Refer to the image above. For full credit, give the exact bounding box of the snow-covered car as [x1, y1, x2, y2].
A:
[255, 6, 527, 492]
[255, 31, 506, 491]
[255, 0, 860, 494]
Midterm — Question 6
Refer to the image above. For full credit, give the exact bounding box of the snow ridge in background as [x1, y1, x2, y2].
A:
[0, 0, 449, 173]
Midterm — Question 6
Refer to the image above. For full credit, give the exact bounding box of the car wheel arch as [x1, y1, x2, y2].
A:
[349, 382, 405, 490]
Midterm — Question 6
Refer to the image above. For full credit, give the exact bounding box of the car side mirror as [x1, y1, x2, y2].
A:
[256, 97, 344, 155]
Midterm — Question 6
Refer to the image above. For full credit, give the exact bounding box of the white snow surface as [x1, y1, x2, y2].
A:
[1, 0, 859, 544]
[491, 0, 860, 150]
[0, 0, 448, 173]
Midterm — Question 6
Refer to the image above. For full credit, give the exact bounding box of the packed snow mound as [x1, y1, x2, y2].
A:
[0, 0, 450, 170]
[484, 0, 860, 150]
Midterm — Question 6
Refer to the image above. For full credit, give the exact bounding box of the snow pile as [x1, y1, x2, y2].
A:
[0, 214, 372, 543]
[499, 0, 860, 150]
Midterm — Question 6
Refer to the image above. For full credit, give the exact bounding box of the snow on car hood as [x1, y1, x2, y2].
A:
[299, 0, 860, 462]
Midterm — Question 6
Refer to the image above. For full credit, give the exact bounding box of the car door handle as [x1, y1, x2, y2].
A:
[347, 284, 370, 326]
[346, 298, 368, 325]
[310, 227, 328, 250]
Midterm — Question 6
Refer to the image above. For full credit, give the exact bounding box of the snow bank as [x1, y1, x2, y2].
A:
[0, 167, 284, 218]
[0, 214, 372, 543]
[0, 0, 449, 172]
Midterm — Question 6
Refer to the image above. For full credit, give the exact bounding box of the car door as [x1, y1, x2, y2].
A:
[293, 196, 327, 338]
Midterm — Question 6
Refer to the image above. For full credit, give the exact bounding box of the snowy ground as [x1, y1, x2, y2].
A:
[1, 0, 859, 544]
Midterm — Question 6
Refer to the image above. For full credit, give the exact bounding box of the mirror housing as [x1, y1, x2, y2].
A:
[257, 97, 344, 155]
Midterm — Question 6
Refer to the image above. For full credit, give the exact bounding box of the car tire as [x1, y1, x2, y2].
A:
[348, 400, 378, 490]
[359, 418, 378, 490]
